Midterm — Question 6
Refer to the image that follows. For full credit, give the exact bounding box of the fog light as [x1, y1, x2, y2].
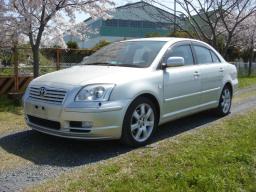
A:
[82, 121, 93, 128]
[69, 121, 93, 128]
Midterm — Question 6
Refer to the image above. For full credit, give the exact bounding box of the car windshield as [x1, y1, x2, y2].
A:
[83, 41, 166, 68]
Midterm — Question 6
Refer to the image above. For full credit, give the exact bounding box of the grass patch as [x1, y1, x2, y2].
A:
[238, 76, 256, 88]
[234, 89, 256, 103]
[0, 96, 25, 135]
[0, 111, 25, 136]
[28, 109, 256, 192]
[0, 144, 29, 172]
[0, 96, 27, 171]
[0, 96, 22, 113]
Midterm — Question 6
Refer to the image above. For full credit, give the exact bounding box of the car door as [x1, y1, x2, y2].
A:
[192, 44, 223, 104]
[162, 42, 202, 119]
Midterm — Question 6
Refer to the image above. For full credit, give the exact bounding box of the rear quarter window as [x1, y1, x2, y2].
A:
[210, 50, 221, 63]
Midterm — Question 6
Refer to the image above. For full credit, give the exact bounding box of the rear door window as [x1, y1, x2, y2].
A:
[193, 45, 213, 64]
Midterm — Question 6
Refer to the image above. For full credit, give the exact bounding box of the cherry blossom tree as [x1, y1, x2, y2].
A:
[147, 0, 256, 58]
[2, 0, 114, 77]
[236, 13, 256, 75]
[0, 0, 15, 47]
[216, 0, 256, 56]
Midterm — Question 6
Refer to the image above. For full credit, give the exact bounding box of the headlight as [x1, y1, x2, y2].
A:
[75, 84, 115, 102]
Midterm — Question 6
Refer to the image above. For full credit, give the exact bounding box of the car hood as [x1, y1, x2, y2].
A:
[32, 65, 149, 86]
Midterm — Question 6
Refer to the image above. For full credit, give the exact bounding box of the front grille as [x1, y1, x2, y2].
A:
[29, 86, 66, 104]
[28, 115, 60, 130]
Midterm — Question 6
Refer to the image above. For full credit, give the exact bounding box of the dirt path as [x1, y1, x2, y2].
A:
[0, 87, 256, 192]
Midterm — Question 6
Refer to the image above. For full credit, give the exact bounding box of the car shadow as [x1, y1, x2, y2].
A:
[0, 111, 221, 168]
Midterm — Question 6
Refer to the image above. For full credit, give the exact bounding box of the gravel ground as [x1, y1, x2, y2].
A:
[0, 88, 256, 192]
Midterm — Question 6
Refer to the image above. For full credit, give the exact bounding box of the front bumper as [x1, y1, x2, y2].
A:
[24, 97, 131, 140]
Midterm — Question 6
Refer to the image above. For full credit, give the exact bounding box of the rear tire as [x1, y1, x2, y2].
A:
[215, 85, 232, 116]
[121, 97, 157, 147]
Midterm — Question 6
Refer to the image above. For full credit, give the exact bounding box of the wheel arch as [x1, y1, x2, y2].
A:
[223, 81, 233, 97]
[130, 93, 161, 125]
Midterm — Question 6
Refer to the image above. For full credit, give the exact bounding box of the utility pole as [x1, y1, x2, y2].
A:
[174, 0, 177, 34]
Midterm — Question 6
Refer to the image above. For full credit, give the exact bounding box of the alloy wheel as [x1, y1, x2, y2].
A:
[130, 103, 155, 142]
[221, 88, 231, 114]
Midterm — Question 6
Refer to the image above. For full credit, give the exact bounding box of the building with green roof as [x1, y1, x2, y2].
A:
[65, 1, 176, 48]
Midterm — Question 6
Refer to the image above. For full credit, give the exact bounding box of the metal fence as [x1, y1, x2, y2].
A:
[233, 62, 256, 76]
[0, 47, 94, 76]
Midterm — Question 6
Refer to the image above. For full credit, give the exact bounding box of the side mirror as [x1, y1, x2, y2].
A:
[164, 56, 185, 68]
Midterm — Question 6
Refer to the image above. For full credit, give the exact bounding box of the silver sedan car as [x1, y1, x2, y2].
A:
[23, 38, 238, 147]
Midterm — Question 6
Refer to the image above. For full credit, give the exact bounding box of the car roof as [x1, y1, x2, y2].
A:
[124, 37, 208, 46]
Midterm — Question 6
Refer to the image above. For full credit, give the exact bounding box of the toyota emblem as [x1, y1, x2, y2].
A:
[39, 87, 47, 97]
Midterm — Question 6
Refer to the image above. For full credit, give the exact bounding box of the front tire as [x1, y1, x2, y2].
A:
[215, 85, 232, 116]
[121, 97, 157, 147]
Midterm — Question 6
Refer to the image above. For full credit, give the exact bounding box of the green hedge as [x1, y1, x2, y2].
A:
[40, 48, 95, 63]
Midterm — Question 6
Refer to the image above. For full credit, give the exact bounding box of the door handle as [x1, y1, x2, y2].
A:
[219, 68, 224, 72]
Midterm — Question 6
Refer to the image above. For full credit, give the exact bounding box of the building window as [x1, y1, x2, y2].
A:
[143, 21, 155, 28]
[156, 22, 169, 29]
[130, 21, 142, 28]
[105, 19, 118, 27]
[118, 20, 130, 27]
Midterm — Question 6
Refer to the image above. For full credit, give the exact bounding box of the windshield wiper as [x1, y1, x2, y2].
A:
[115, 64, 145, 68]
[84, 63, 145, 68]
[84, 62, 117, 66]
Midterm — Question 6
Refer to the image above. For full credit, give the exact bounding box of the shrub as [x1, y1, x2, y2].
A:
[61, 49, 95, 63]
[66, 41, 79, 49]
[241, 48, 250, 63]
[92, 40, 111, 51]
[145, 32, 162, 38]
[168, 31, 196, 39]
[226, 46, 241, 62]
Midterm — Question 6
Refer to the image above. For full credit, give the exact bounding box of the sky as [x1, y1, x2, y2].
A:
[75, 0, 177, 23]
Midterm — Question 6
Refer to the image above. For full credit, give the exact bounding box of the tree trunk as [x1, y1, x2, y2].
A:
[32, 46, 40, 78]
[12, 43, 19, 92]
[248, 46, 254, 76]
[222, 30, 236, 60]
[223, 39, 232, 59]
